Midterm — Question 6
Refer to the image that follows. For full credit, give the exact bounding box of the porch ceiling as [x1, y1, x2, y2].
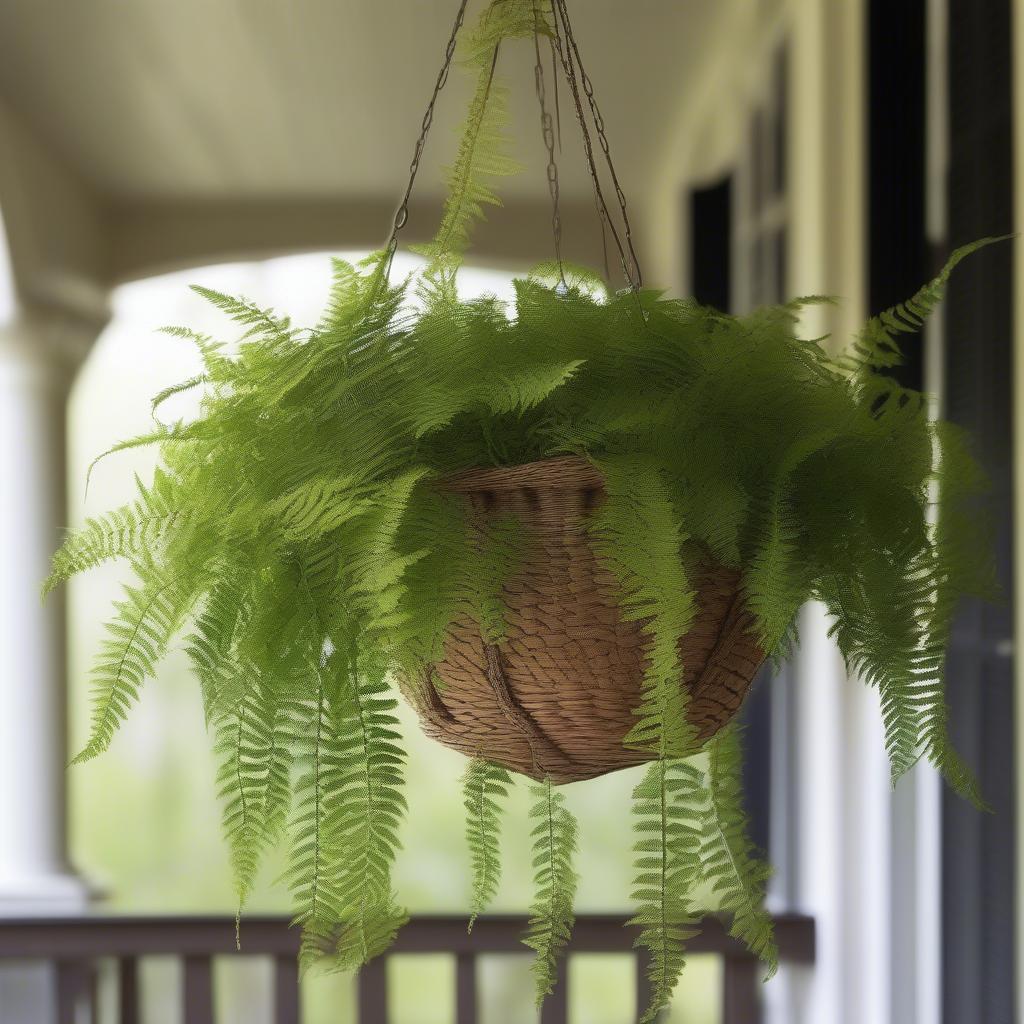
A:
[0, 0, 717, 205]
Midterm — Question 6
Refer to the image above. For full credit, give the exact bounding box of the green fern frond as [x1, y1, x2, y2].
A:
[703, 727, 777, 974]
[185, 563, 253, 725]
[45, 467, 179, 595]
[73, 564, 194, 764]
[412, 1, 533, 295]
[287, 652, 408, 972]
[215, 682, 294, 921]
[152, 375, 207, 421]
[327, 669, 409, 970]
[157, 325, 228, 374]
[629, 758, 702, 1024]
[462, 758, 512, 930]
[522, 779, 578, 1006]
[190, 285, 299, 344]
[286, 680, 347, 970]
[84, 426, 189, 496]
[845, 236, 1010, 372]
[592, 458, 697, 759]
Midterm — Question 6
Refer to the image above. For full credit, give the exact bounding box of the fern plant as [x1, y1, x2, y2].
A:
[48, 1, 999, 1019]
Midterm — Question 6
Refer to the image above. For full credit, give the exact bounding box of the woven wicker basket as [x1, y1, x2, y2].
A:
[402, 455, 765, 784]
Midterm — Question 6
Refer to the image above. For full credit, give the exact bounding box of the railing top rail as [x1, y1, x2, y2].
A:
[0, 913, 814, 963]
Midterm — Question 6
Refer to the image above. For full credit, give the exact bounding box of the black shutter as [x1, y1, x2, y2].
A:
[868, 0, 926, 385]
[941, 2, 1015, 1022]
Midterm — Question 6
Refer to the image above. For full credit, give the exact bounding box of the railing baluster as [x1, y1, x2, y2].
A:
[183, 954, 214, 1024]
[118, 956, 139, 1024]
[55, 960, 79, 1024]
[635, 951, 662, 1022]
[274, 954, 301, 1024]
[539, 957, 568, 1024]
[455, 952, 476, 1024]
[722, 957, 761, 1024]
[358, 956, 388, 1023]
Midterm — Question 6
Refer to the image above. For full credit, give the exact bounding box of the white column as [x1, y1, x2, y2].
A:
[0, 306, 106, 913]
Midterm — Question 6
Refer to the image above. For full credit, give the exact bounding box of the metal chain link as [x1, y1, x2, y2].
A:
[547, 0, 632, 292]
[383, 0, 470, 275]
[532, 1, 567, 289]
[549, 0, 643, 292]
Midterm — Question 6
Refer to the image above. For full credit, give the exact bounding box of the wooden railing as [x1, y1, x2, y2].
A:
[0, 912, 814, 1023]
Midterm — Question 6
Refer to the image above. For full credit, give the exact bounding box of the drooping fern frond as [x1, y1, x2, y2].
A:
[591, 458, 697, 759]
[286, 648, 408, 972]
[44, 467, 179, 595]
[332, 666, 408, 968]
[72, 562, 195, 764]
[214, 680, 294, 929]
[286, 678, 347, 970]
[702, 727, 777, 973]
[629, 758, 702, 1024]
[522, 779, 578, 1005]
[462, 758, 512, 930]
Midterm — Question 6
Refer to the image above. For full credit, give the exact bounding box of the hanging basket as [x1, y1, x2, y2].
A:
[403, 455, 766, 784]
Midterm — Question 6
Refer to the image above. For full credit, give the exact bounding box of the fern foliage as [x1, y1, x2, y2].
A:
[47, 0, 1000, 1010]
[523, 779, 578, 1005]
[463, 758, 513, 930]
[703, 728, 777, 973]
[629, 758, 702, 1022]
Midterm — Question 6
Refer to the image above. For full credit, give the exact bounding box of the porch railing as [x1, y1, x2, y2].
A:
[0, 912, 814, 1023]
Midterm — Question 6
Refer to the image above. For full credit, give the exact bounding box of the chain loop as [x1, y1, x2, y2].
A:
[532, 1, 566, 288]
[383, 0, 470, 275]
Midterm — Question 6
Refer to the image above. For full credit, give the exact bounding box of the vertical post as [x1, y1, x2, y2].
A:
[357, 956, 388, 1023]
[274, 954, 300, 1024]
[455, 952, 476, 1024]
[0, 307, 105, 914]
[722, 957, 761, 1024]
[118, 956, 139, 1024]
[55, 960, 82, 1024]
[182, 955, 214, 1024]
[539, 957, 568, 1024]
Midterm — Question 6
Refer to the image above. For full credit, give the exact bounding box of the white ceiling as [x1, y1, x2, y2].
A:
[0, 0, 719, 204]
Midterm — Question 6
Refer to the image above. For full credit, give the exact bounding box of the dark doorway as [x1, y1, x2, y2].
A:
[690, 178, 733, 312]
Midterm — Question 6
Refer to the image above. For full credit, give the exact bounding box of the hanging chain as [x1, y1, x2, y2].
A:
[548, 0, 642, 293]
[554, 0, 643, 288]
[532, 1, 566, 288]
[547, 0, 634, 292]
[378, 0, 642, 298]
[382, 0, 470, 275]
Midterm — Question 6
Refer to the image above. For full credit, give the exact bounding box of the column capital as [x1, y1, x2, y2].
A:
[1, 274, 110, 381]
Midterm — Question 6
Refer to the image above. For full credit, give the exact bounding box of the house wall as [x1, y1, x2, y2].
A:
[640, 4, 949, 1024]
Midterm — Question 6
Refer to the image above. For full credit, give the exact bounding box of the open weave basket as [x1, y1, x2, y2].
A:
[403, 456, 765, 784]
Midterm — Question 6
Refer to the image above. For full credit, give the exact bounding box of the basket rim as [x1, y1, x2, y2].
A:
[442, 454, 604, 493]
